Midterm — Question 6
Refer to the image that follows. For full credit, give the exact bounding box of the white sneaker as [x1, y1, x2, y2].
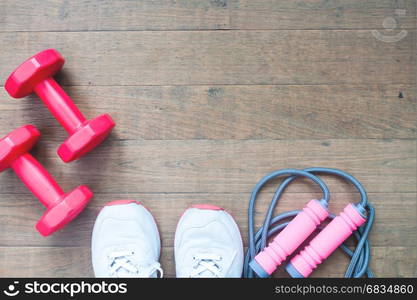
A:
[92, 200, 163, 278]
[174, 204, 244, 278]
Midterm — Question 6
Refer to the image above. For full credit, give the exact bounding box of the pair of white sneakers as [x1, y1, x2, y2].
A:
[92, 200, 244, 278]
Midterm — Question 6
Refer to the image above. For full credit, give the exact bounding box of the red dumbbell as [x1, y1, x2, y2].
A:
[0, 125, 93, 236]
[5, 49, 115, 163]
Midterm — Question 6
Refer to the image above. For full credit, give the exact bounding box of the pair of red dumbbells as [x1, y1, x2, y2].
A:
[0, 49, 115, 236]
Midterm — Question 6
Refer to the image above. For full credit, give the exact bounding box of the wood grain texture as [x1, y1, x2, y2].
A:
[0, 0, 415, 31]
[0, 0, 415, 278]
[230, 0, 417, 30]
[0, 246, 415, 277]
[0, 30, 415, 86]
[0, 139, 414, 194]
[0, 193, 415, 248]
[0, 84, 415, 140]
[0, 0, 230, 31]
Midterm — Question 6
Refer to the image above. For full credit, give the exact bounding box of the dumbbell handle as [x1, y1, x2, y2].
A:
[250, 199, 329, 277]
[287, 203, 366, 278]
[34, 77, 86, 134]
[11, 153, 65, 208]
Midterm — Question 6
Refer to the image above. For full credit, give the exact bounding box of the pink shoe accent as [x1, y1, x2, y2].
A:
[253, 199, 329, 275]
[106, 199, 142, 206]
[191, 204, 224, 210]
[289, 203, 366, 277]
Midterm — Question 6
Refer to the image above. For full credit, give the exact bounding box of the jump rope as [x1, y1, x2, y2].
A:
[243, 167, 375, 278]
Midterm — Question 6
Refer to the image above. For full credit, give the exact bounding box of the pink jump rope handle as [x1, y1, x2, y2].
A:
[249, 199, 329, 277]
[286, 203, 366, 278]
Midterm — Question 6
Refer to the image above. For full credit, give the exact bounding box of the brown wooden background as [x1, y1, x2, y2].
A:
[0, 0, 415, 277]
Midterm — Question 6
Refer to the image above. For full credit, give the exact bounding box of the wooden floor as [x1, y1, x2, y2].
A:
[0, 1, 416, 277]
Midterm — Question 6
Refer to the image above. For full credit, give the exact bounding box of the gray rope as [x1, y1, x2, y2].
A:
[243, 168, 374, 278]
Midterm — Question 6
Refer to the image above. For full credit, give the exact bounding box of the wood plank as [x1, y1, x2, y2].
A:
[0, 247, 93, 277]
[0, 1, 415, 280]
[1, 1, 416, 31]
[1, 139, 414, 194]
[0, 246, 415, 277]
[1, 84, 415, 140]
[0, 139, 414, 194]
[230, 0, 417, 30]
[0, 193, 415, 248]
[0, 30, 415, 86]
[0, 0, 230, 32]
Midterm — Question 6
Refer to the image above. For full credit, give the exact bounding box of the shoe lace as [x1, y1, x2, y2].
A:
[189, 253, 223, 278]
[108, 250, 163, 278]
